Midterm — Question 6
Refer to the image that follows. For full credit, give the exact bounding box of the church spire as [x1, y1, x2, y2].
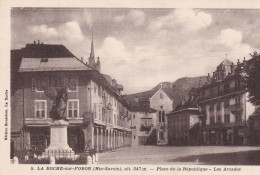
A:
[90, 35, 95, 59]
[88, 29, 95, 67]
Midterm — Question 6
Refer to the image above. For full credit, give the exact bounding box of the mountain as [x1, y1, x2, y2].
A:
[124, 76, 207, 110]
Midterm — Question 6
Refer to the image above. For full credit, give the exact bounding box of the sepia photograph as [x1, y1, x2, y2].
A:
[7, 5, 260, 169]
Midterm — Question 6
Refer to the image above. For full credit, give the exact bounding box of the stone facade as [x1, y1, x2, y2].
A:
[198, 59, 256, 145]
[168, 88, 200, 146]
[126, 85, 173, 146]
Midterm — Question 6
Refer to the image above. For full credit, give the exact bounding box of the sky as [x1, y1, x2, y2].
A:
[11, 8, 260, 94]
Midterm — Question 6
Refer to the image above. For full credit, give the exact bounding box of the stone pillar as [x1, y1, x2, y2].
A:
[220, 129, 224, 145]
[232, 127, 235, 145]
[105, 130, 108, 150]
[207, 129, 210, 145]
[119, 132, 121, 147]
[121, 132, 123, 147]
[110, 130, 112, 150]
[100, 128, 103, 151]
[91, 124, 94, 149]
[116, 131, 119, 148]
[123, 132, 125, 146]
[113, 131, 116, 149]
[96, 127, 99, 151]
[107, 130, 110, 150]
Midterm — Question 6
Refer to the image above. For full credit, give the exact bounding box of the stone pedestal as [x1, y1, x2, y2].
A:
[43, 120, 75, 159]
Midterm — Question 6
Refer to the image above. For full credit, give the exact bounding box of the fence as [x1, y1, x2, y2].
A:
[11, 149, 98, 164]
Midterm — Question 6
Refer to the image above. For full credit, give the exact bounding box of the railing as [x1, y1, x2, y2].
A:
[199, 86, 245, 102]
[140, 125, 153, 132]
[230, 104, 242, 112]
[12, 149, 97, 164]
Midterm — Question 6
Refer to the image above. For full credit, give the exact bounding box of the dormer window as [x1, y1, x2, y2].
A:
[40, 58, 48, 62]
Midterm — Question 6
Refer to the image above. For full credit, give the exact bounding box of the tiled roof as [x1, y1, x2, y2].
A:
[12, 43, 92, 72]
[21, 43, 75, 58]
[217, 59, 233, 68]
[19, 57, 92, 72]
[124, 78, 206, 112]
[169, 89, 199, 114]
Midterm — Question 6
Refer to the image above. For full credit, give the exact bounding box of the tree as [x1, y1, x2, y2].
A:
[246, 52, 260, 106]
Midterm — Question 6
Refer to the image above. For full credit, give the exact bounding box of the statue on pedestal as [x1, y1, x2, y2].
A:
[42, 87, 75, 158]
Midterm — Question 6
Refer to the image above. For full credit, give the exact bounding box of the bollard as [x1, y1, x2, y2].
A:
[25, 155, 29, 161]
[49, 155, 55, 164]
[92, 154, 96, 164]
[13, 156, 19, 164]
[95, 153, 98, 162]
[194, 159, 200, 164]
[86, 156, 92, 165]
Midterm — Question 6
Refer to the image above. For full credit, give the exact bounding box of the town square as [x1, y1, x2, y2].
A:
[8, 7, 260, 165]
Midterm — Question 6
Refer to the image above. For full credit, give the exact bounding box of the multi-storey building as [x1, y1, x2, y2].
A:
[124, 83, 173, 146]
[11, 40, 132, 154]
[167, 88, 201, 146]
[198, 58, 256, 145]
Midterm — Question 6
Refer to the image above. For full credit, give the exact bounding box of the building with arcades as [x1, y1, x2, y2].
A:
[10, 39, 132, 154]
[198, 58, 256, 146]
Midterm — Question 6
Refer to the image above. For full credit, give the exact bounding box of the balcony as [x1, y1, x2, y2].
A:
[140, 124, 153, 132]
[25, 118, 84, 126]
[199, 87, 245, 102]
[230, 104, 242, 113]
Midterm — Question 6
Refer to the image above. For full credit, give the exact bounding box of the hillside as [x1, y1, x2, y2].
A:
[124, 76, 207, 110]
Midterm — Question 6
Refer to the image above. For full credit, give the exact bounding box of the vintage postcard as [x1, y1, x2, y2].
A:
[1, 0, 260, 175]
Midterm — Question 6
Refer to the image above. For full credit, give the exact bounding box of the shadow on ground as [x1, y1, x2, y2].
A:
[169, 150, 260, 165]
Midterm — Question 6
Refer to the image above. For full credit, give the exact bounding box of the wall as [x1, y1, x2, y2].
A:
[150, 89, 173, 112]
[23, 72, 91, 120]
[130, 111, 156, 146]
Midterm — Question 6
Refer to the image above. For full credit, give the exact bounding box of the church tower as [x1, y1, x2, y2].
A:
[88, 35, 101, 72]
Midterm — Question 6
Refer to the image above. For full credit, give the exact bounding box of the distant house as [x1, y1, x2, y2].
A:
[167, 88, 201, 146]
[124, 83, 173, 146]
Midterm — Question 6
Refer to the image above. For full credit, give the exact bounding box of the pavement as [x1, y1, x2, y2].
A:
[98, 145, 260, 165]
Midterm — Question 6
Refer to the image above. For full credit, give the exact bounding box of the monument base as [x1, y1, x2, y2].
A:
[42, 120, 76, 159]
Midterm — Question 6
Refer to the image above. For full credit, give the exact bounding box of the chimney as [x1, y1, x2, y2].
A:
[207, 73, 210, 82]
[38, 40, 40, 44]
[231, 62, 234, 74]
[198, 77, 202, 88]
[237, 59, 240, 64]
[34, 41, 36, 44]
[41, 42, 43, 44]
[96, 57, 101, 72]
[243, 57, 246, 64]
[81, 57, 83, 62]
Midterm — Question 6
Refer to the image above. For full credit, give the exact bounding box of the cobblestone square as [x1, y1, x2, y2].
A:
[98, 146, 260, 165]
